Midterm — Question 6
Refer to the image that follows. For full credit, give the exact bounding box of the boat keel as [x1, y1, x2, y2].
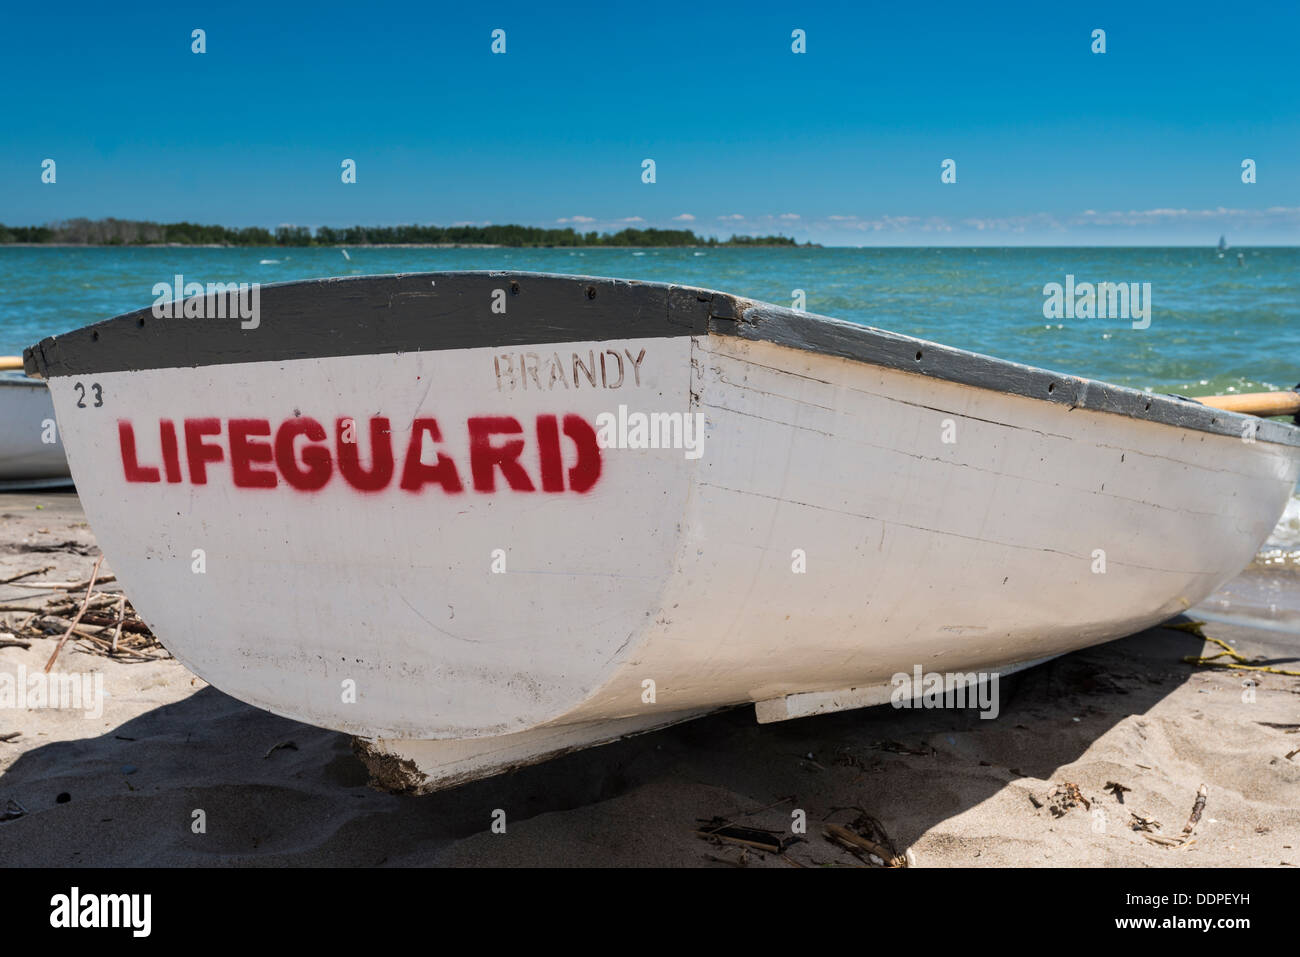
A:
[353, 707, 715, 794]
[753, 655, 1061, 724]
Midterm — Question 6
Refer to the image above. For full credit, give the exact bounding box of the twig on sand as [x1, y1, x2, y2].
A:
[824, 823, 907, 867]
[7, 574, 117, 591]
[0, 639, 31, 650]
[264, 740, 299, 759]
[43, 556, 103, 673]
[739, 794, 797, 817]
[0, 565, 54, 585]
[1144, 784, 1208, 848]
[65, 627, 158, 661]
[695, 817, 787, 854]
[0, 731, 21, 743]
[109, 595, 126, 653]
[1181, 784, 1209, 838]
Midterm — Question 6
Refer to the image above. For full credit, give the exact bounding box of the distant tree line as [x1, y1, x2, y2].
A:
[0, 218, 807, 247]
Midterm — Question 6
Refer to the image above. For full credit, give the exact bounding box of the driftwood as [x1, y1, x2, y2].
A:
[5, 574, 118, 591]
[1181, 784, 1208, 838]
[2, 562, 163, 663]
[110, 595, 126, 653]
[821, 809, 908, 867]
[1143, 784, 1208, 848]
[824, 824, 907, 867]
[695, 817, 787, 854]
[43, 556, 103, 673]
[0, 565, 54, 585]
[77, 610, 151, 634]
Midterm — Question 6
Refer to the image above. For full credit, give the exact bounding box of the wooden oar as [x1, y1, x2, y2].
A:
[0, 356, 24, 372]
[1195, 390, 1300, 418]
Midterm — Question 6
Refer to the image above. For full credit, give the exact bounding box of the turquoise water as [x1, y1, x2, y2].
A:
[2, 246, 1296, 398]
[3, 244, 1299, 552]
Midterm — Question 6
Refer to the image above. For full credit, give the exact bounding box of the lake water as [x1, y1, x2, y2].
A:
[3, 244, 1297, 550]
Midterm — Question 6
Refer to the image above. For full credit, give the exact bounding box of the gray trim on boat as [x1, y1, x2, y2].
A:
[23, 270, 1300, 448]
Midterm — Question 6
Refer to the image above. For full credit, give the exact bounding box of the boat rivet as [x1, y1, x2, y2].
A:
[91, 331, 99, 341]
[586, 286, 597, 299]
[915, 350, 923, 361]
[1047, 382, 1055, 394]
[137, 317, 145, 328]
[510, 282, 520, 295]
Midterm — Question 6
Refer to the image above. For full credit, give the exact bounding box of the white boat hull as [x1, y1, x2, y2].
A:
[26, 273, 1300, 791]
[0, 372, 73, 489]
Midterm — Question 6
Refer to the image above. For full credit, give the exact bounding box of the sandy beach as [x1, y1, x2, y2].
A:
[1, 489, 1297, 867]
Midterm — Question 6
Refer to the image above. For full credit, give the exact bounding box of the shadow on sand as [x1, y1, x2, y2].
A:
[1, 616, 1293, 866]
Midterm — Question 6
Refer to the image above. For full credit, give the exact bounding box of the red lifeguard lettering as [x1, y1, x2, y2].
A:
[116, 413, 604, 495]
[275, 418, 331, 491]
[184, 418, 224, 485]
[535, 414, 564, 492]
[468, 416, 535, 492]
[229, 419, 277, 488]
[337, 417, 394, 492]
[563, 414, 602, 493]
[400, 418, 464, 493]
[118, 421, 160, 483]
[159, 420, 182, 483]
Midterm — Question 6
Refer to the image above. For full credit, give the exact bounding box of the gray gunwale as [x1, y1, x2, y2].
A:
[22, 270, 1300, 448]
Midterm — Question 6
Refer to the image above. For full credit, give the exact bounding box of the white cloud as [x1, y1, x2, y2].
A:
[778, 213, 801, 220]
[1067, 206, 1300, 226]
[672, 213, 695, 221]
[619, 216, 645, 223]
[557, 215, 596, 224]
[717, 213, 745, 221]
[808, 206, 1300, 235]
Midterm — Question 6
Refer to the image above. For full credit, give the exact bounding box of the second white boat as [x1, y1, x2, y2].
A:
[0, 370, 73, 490]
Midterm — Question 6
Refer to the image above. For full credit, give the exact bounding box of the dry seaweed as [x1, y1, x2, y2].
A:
[1046, 781, 1091, 817]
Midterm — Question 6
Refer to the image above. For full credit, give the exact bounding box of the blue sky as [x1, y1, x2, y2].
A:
[1, 0, 1296, 245]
